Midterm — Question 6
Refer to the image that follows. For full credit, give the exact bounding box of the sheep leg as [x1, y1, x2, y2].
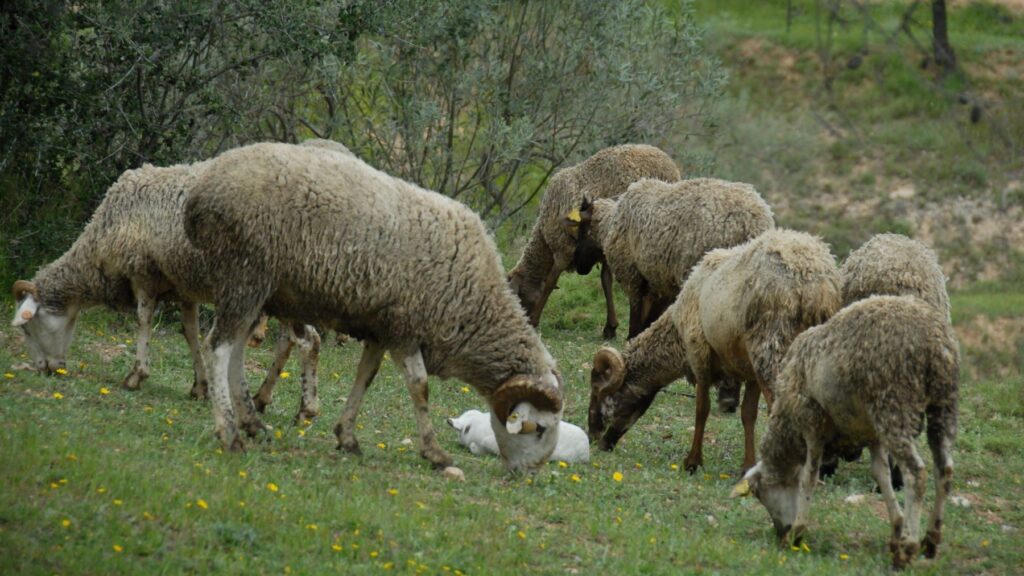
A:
[206, 324, 251, 452]
[923, 405, 955, 559]
[254, 320, 294, 413]
[627, 293, 645, 340]
[122, 290, 157, 390]
[683, 372, 712, 473]
[395, 347, 454, 469]
[181, 302, 210, 400]
[600, 263, 618, 340]
[739, 380, 761, 474]
[228, 334, 267, 441]
[247, 313, 270, 347]
[789, 435, 824, 546]
[294, 323, 321, 423]
[333, 342, 385, 455]
[528, 266, 562, 326]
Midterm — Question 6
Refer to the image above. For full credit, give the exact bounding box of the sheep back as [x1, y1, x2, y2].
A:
[841, 233, 950, 321]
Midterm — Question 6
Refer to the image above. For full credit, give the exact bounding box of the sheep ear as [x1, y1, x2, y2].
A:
[491, 374, 563, 428]
[591, 347, 626, 398]
[11, 281, 40, 327]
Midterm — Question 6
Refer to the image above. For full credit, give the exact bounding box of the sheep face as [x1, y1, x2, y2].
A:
[489, 373, 564, 472]
[11, 283, 78, 373]
[587, 347, 658, 450]
[735, 462, 800, 540]
[567, 197, 603, 276]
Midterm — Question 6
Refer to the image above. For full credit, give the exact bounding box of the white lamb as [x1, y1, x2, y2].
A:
[447, 409, 590, 463]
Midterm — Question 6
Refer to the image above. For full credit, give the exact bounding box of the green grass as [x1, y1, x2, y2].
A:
[2, 281, 1022, 574]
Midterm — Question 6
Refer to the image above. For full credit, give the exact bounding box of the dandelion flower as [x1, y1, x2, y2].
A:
[801, 542, 810, 553]
[370, 551, 379, 558]
[267, 482, 279, 492]
[274, 429, 283, 439]
[113, 544, 123, 553]
[55, 368, 68, 375]
[719, 473, 731, 480]
[387, 488, 398, 496]
[383, 562, 394, 570]
[279, 371, 290, 379]
[331, 543, 342, 552]
[113, 499, 123, 506]
[143, 511, 154, 520]
[100, 387, 110, 395]
[558, 461, 568, 468]
[197, 499, 208, 510]
[670, 464, 679, 471]
[97, 487, 107, 494]
[52, 392, 64, 400]
[298, 429, 306, 437]
[3, 373, 14, 379]
[239, 470, 247, 478]
[517, 530, 526, 540]
[982, 539, 990, 548]
[649, 537, 656, 544]
[59, 478, 68, 485]
[570, 474, 581, 482]
[839, 553, 849, 560]
[306, 523, 318, 531]
[165, 418, 173, 425]
[612, 471, 624, 482]
[460, 386, 470, 393]
[614, 516, 622, 524]
[61, 519, 71, 528]
[238, 501, 246, 508]
[377, 442, 387, 449]
[635, 462, 643, 469]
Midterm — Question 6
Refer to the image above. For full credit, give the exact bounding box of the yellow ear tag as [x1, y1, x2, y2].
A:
[508, 413, 519, 422]
[730, 478, 751, 498]
[567, 209, 582, 223]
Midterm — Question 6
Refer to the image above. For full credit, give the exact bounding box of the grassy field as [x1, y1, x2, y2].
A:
[1, 268, 1022, 575]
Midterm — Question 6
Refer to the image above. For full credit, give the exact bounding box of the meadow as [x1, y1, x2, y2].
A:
[1, 269, 1021, 575]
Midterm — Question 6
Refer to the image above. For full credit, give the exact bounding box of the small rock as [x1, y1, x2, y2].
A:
[1001, 524, 1016, 534]
[706, 514, 718, 526]
[442, 466, 465, 482]
[844, 494, 866, 505]
[890, 184, 916, 200]
[401, 438, 413, 446]
[966, 479, 981, 488]
[950, 495, 971, 508]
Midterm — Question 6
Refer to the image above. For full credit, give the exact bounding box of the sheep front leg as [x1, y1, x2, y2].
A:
[394, 347, 454, 469]
[333, 342, 385, 455]
[923, 405, 956, 559]
[254, 320, 294, 413]
[600, 263, 618, 340]
[207, 330, 245, 452]
[122, 290, 157, 390]
[870, 444, 908, 568]
[181, 302, 210, 400]
[294, 323, 321, 423]
[684, 372, 712, 473]
[739, 380, 761, 474]
[529, 265, 563, 327]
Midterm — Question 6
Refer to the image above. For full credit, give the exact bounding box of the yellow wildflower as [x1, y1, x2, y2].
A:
[558, 461, 568, 468]
[52, 392, 64, 400]
[113, 499, 123, 506]
[570, 474, 581, 482]
[383, 562, 394, 570]
[113, 544, 123, 553]
[3, 373, 14, 379]
[387, 488, 398, 496]
[331, 543, 343, 552]
[165, 417, 173, 425]
[55, 368, 68, 375]
[97, 487, 107, 494]
[370, 551, 379, 558]
[306, 523, 318, 531]
[839, 553, 849, 560]
[143, 511, 154, 520]
[61, 519, 71, 528]
[377, 442, 387, 449]
[238, 501, 246, 508]
[460, 386, 470, 393]
[613, 471, 624, 482]
[635, 462, 643, 469]
[267, 482, 279, 492]
[719, 473, 731, 480]
[298, 429, 306, 437]
[517, 531, 526, 540]
[982, 539, 990, 548]
[670, 463, 679, 471]
[649, 537, 656, 544]
[239, 470, 247, 478]
[59, 478, 68, 485]
[100, 387, 110, 395]
[801, 542, 810, 553]
[197, 499, 208, 510]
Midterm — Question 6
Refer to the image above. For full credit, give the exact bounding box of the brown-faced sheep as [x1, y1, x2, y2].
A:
[507, 144, 680, 338]
[183, 143, 564, 472]
[733, 295, 959, 570]
[570, 177, 774, 338]
[10, 160, 322, 422]
[588, 229, 841, 474]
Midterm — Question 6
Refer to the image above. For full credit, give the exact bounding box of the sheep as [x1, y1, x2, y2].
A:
[507, 144, 680, 338]
[819, 233, 952, 483]
[589, 229, 841, 474]
[569, 177, 774, 339]
[9, 159, 323, 422]
[446, 409, 590, 463]
[183, 142, 564, 472]
[731, 295, 959, 570]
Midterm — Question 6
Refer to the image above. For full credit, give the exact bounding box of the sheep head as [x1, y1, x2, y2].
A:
[567, 197, 603, 276]
[489, 372, 563, 473]
[587, 347, 626, 441]
[10, 279, 78, 373]
[733, 462, 801, 542]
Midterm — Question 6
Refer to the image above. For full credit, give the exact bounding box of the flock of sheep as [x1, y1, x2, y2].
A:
[10, 140, 958, 570]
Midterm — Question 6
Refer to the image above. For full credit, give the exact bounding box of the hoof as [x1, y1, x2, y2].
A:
[923, 530, 941, 559]
[334, 423, 362, 455]
[423, 449, 455, 470]
[122, 371, 146, 391]
[254, 397, 269, 413]
[242, 418, 269, 440]
[294, 408, 319, 424]
[788, 525, 807, 547]
[189, 381, 209, 400]
[890, 540, 919, 571]
[602, 325, 617, 341]
[684, 458, 702, 475]
[218, 427, 245, 453]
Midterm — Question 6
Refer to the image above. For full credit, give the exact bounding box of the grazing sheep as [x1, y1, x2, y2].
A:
[820, 233, 951, 483]
[732, 295, 959, 570]
[447, 409, 590, 463]
[570, 177, 774, 339]
[183, 142, 563, 472]
[589, 230, 841, 474]
[508, 144, 680, 338]
[10, 159, 322, 421]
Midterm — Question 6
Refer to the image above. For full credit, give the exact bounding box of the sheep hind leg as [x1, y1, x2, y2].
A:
[254, 320, 294, 413]
[293, 323, 321, 423]
[683, 372, 712, 474]
[206, 323, 251, 452]
[923, 404, 955, 559]
[181, 302, 209, 400]
[738, 380, 761, 475]
[395, 347, 454, 469]
[600, 263, 618, 340]
[333, 342, 385, 455]
[228, 332, 268, 441]
[122, 290, 157, 390]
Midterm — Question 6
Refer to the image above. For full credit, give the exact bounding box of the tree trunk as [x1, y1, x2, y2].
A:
[932, 0, 957, 74]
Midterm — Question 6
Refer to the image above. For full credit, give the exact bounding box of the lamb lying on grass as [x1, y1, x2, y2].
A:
[732, 295, 959, 570]
[447, 409, 590, 463]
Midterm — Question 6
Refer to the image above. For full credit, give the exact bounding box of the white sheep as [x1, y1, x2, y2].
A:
[732, 295, 959, 570]
[569, 177, 774, 339]
[508, 144, 680, 338]
[447, 409, 590, 463]
[10, 158, 322, 421]
[183, 142, 564, 472]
